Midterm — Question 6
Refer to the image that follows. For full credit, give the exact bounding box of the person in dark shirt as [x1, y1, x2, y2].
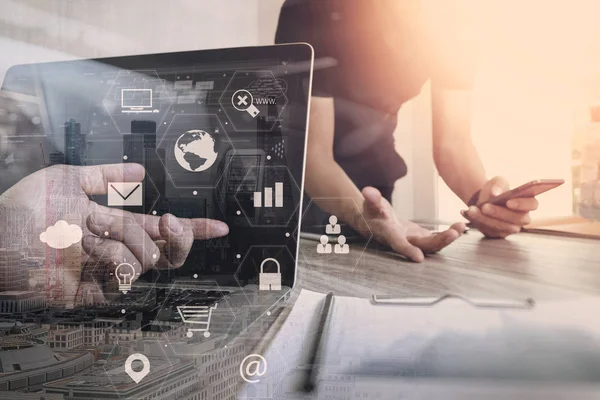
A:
[276, 0, 539, 261]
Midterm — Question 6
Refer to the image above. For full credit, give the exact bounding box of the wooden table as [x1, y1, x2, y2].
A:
[236, 230, 600, 395]
[295, 230, 600, 301]
[250, 229, 600, 354]
[251, 229, 600, 349]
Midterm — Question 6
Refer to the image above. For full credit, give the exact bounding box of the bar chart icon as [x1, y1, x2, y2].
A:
[254, 182, 283, 208]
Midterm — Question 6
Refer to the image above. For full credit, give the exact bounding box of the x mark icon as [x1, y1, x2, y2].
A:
[236, 95, 248, 106]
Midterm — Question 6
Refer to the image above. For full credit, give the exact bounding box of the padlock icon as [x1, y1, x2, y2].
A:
[259, 257, 282, 291]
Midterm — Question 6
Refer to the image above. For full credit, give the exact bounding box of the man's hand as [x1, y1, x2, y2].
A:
[461, 176, 538, 238]
[80, 163, 228, 275]
[0, 163, 229, 305]
[360, 187, 466, 262]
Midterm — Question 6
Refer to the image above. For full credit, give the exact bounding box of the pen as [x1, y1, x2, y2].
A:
[302, 291, 335, 392]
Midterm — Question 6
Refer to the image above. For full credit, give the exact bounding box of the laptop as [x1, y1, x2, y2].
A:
[0, 44, 313, 347]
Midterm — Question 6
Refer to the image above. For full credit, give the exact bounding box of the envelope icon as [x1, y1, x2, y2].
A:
[108, 182, 143, 206]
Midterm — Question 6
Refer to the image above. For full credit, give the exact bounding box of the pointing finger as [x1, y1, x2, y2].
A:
[184, 218, 229, 240]
[159, 214, 194, 268]
[86, 212, 159, 272]
[87, 202, 229, 241]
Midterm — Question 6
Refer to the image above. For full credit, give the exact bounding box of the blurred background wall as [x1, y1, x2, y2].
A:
[0, 0, 284, 78]
[2, 0, 600, 223]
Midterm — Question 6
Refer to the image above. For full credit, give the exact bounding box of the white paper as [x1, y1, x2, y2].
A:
[239, 291, 600, 399]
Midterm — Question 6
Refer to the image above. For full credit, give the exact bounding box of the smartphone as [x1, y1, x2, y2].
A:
[486, 179, 565, 206]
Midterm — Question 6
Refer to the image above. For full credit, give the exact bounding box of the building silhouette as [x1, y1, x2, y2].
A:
[0, 247, 28, 292]
[122, 120, 165, 215]
[0, 328, 93, 392]
[64, 119, 86, 166]
[43, 341, 200, 399]
[0, 291, 46, 314]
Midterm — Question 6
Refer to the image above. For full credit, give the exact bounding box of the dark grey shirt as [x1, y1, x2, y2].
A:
[275, 0, 475, 198]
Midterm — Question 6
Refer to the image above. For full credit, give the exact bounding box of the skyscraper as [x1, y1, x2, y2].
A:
[64, 119, 86, 165]
[123, 120, 165, 214]
[0, 247, 28, 292]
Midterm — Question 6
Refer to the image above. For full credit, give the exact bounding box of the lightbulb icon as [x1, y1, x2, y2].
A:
[115, 262, 135, 294]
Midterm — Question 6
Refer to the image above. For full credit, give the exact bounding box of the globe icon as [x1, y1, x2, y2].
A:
[174, 130, 218, 172]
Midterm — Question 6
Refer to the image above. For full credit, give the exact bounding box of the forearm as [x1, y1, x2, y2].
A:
[432, 87, 486, 204]
[304, 96, 370, 233]
[434, 138, 487, 204]
[304, 154, 369, 233]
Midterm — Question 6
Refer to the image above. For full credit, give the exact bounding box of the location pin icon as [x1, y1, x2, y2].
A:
[124, 353, 150, 384]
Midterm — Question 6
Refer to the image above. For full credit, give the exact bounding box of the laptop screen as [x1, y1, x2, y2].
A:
[0, 45, 313, 305]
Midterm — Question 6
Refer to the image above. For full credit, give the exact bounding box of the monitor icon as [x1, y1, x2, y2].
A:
[121, 88, 153, 113]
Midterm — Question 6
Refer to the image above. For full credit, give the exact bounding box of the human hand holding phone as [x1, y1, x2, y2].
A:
[460, 177, 564, 238]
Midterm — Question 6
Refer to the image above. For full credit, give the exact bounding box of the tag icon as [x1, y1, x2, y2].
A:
[232, 89, 261, 118]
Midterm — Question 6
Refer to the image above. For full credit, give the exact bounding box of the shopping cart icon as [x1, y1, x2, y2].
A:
[177, 304, 217, 338]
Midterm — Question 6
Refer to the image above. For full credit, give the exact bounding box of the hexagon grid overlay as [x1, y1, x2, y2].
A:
[219, 71, 288, 132]
[157, 113, 234, 189]
[102, 335, 174, 400]
[234, 165, 301, 228]
[234, 245, 296, 296]
[103, 70, 173, 134]
[156, 281, 238, 357]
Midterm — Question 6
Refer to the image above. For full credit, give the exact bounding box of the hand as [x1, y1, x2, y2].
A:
[0, 163, 229, 305]
[461, 176, 538, 238]
[359, 187, 466, 262]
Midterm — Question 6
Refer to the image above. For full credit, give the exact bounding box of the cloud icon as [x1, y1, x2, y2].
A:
[40, 220, 83, 249]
